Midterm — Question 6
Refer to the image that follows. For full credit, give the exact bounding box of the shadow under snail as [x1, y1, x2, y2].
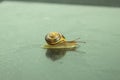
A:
[43, 32, 85, 49]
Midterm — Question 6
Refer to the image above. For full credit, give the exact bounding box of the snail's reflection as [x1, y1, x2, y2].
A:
[46, 48, 77, 61]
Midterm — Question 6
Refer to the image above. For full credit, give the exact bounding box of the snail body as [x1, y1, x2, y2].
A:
[43, 32, 81, 49]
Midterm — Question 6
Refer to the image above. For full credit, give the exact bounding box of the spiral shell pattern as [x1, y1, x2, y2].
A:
[45, 32, 65, 45]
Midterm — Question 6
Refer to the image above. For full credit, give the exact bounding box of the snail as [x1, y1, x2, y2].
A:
[43, 32, 85, 49]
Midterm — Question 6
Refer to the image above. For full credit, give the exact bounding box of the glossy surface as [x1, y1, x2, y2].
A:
[0, 1, 120, 80]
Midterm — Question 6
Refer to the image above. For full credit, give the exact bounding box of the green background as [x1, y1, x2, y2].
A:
[0, 0, 120, 80]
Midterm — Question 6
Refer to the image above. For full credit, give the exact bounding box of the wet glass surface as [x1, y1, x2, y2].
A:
[0, 1, 120, 80]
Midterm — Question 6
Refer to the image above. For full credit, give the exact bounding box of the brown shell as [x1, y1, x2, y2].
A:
[45, 32, 65, 45]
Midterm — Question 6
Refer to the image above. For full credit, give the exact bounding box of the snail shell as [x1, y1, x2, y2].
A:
[45, 32, 66, 45]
